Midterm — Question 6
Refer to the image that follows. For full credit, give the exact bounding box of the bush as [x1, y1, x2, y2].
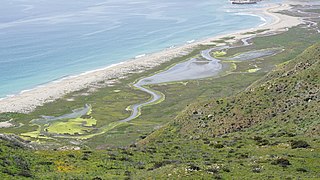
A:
[38, 161, 54, 165]
[207, 167, 219, 174]
[92, 177, 102, 180]
[82, 154, 89, 160]
[237, 153, 249, 159]
[80, 115, 91, 119]
[252, 165, 262, 173]
[222, 166, 231, 172]
[188, 164, 201, 171]
[18, 170, 33, 178]
[253, 136, 270, 146]
[291, 140, 310, 149]
[271, 158, 291, 167]
[149, 161, 170, 170]
[296, 168, 308, 172]
[67, 154, 75, 158]
[212, 144, 224, 149]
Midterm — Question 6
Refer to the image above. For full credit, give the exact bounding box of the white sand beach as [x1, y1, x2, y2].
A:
[0, 1, 304, 113]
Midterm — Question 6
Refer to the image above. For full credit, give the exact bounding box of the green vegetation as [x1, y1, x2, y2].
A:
[1, 25, 320, 147]
[19, 105, 98, 140]
[1, 7, 320, 179]
[221, 36, 235, 40]
[247, 68, 260, 73]
[0, 41, 319, 179]
[213, 50, 227, 57]
[46, 117, 96, 135]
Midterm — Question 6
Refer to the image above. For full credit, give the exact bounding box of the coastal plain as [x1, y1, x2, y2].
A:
[0, 0, 320, 179]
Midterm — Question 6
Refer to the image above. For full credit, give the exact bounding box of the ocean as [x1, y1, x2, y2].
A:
[0, 0, 277, 98]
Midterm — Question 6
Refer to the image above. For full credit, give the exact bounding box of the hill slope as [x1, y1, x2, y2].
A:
[174, 42, 319, 138]
[138, 42, 320, 179]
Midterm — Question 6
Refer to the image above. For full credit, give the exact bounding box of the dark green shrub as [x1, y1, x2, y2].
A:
[291, 140, 310, 149]
[222, 166, 231, 172]
[83, 150, 93, 154]
[80, 114, 91, 119]
[38, 161, 54, 165]
[124, 170, 131, 176]
[253, 136, 270, 146]
[271, 158, 291, 167]
[296, 168, 308, 172]
[92, 177, 102, 180]
[188, 164, 201, 171]
[213, 144, 224, 149]
[82, 154, 89, 160]
[67, 154, 75, 158]
[136, 161, 145, 169]
[207, 167, 219, 174]
[18, 170, 33, 178]
[237, 153, 249, 159]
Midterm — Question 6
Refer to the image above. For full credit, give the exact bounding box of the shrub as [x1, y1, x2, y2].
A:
[38, 161, 54, 165]
[252, 165, 262, 173]
[136, 161, 145, 169]
[92, 177, 102, 180]
[291, 140, 310, 149]
[80, 114, 91, 119]
[207, 167, 219, 174]
[237, 153, 249, 159]
[253, 136, 270, 146]
[18, 170, 33, 178]
[124, 170, 131, 176]
[82, 154, 89, 161]
[67, 154, 75, 158]
[188, 164, 201, 171]
[271, 158, 291, 167]
[83, 150, 93, 154]
[296, 168, 308, 172]
[212, 144, 224, 149]
[222, 166, 231, 172]
[253, 136, 263, 141]
[148, 160, 177, 170]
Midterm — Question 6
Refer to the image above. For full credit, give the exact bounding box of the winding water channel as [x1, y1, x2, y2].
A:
[120, 41, 245, 122]
[120, 35, 282, 122]
[30, 34, 283, 139]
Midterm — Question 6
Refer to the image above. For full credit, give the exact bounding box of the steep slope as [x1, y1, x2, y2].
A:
[136, 42, 320, 179]
[174, 42, 320, 138]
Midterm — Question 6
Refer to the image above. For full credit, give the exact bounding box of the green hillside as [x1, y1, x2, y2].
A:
[137, 42, 320, 179]
[0, 41, 319, 179]
[175, 42, 319, 138]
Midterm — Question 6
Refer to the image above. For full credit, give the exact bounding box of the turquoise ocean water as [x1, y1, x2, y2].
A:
[0, 0, 278, 98]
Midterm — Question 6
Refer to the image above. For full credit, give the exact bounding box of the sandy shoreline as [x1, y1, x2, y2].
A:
[0, 1, 304, 114]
